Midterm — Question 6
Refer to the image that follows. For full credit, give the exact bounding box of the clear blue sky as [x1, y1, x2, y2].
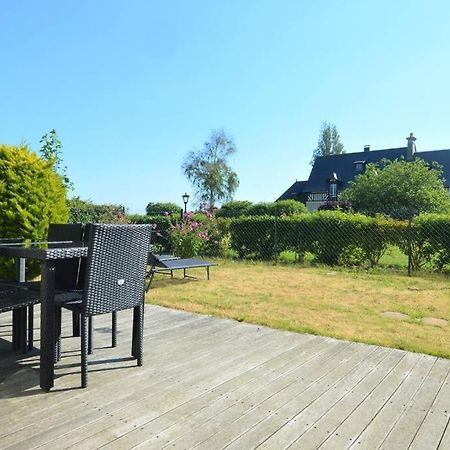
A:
[1, 0, 450, 213]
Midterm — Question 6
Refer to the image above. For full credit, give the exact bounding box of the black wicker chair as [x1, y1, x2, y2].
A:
[55, 224, 119, 357]
[56, 224, 151, 388]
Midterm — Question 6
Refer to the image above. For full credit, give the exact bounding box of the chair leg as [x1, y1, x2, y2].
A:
[12, 309, 19, 351]
[55, 306, 62, 362]
[72, 310, 80, 337]
[81, 315, 88, 388]
[136, 303, 144, 366]
[131, 307, 137, 358]
[112, 311, 117, 348]
[20, 307, 27, 354]
[28, 305, 34, 352]
[88, 316, 93, 355]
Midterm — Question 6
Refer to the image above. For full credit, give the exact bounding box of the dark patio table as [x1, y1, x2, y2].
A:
[0, 240, 88, 391]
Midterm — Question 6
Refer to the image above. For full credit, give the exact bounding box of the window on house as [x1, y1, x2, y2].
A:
[329, 183, 337, 199]
[354, 161, 365, 172]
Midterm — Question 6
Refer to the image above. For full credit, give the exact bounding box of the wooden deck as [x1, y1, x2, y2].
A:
[0, 305, 449, 449]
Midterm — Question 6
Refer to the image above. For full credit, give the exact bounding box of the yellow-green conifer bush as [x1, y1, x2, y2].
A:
[0, 144, 69, 279]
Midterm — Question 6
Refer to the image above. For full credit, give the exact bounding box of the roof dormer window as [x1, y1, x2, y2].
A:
[354, 160, 366, 172]
[329, 182, 337, 199]
[327, 172, 339, 200]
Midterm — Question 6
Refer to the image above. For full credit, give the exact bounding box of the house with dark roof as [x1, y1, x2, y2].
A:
[277, 133, 450, 211]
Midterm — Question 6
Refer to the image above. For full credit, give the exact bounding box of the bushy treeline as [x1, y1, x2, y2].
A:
[129, 208, 450, 272]
[68, 197, 128, 224]
[215, 200, 307, 218]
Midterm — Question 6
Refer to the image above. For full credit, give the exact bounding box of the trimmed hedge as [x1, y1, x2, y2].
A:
[396, 213, 450, 271]
[229, 211, 413, 267]
[216, 199, 307, 218]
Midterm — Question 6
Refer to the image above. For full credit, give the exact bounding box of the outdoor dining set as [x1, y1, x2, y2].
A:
[0, 223, 152, 391]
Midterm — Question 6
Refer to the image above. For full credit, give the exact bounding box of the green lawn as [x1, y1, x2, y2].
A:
[145, 259, 450, 358]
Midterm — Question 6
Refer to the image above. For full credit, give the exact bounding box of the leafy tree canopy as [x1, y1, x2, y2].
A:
[183, 129, 239, 208]
[311, 122, 345, 165]
[145, 202, 181, 216]
[215, 200, 253, 218]
[341, 158, 450, 217]
[40, 129, 73, 190]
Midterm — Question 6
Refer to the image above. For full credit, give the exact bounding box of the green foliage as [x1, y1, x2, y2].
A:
[0, 144, 68, 279]
[128, 214, 173, 252]
[247, 201, 307, 217]
[341, 158, 450, 217]
[190, 212, 231, 257]
[68, 197, 128, 224]
[168, 213, 208, 258]
[273, 200, 308, 216]
[311, 122, 345, 165]
[395, 214, 450, 271]
[40, 129, 73, 190]
[183, 129, 239, 208]
[229, 211, 400, 266]
[417, 214, 450, 271]
[145, 202, 181, 216]
[247, 202, 275, 217]
[216, 200, 307, 218]
[229, 216, 279, 260]
[215, 200, 253, 218]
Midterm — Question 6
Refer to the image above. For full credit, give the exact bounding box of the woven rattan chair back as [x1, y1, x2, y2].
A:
[82, 224, 151, 316]
[48, 224, 83, 291]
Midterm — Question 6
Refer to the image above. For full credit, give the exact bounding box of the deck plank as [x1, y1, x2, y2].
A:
[0, 305, 449, 450]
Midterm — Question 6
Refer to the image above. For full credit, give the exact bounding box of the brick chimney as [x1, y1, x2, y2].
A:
[364, 145, 370, 152]
[406, 133, 416, 160]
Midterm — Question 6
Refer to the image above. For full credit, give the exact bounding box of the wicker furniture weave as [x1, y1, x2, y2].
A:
[0, 239, 88, 391]
[56, 224, 151, 388]
[0, 238, 36, 353]
[0, 225, 85, 355]
[0, 285, 40, 353]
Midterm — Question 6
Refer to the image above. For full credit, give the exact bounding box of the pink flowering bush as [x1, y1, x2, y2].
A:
[169, 212, 210, 258]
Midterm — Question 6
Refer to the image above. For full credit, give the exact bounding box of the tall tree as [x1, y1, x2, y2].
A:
[311, 122, 345, 165]
[183, 129, 239, 208]
[341, 158, 450, 217]
[40, 129, 73, 190]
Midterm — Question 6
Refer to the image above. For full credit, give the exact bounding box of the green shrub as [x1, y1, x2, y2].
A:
[229, 216, 279, 260]
[129, 214, 173, 252]
[215, 200, 253, 218]
[228, 211, 398, 266]
[69, 197, 127, 223]
[247, 202, 275, 217]
[416, 214, 450, 271]
[397, 214, 450, 272]
[0, 144, 68, 279]
[145, 202, 181, 216]
[273, 200, 308, 216]
[168, 212, 208, 258]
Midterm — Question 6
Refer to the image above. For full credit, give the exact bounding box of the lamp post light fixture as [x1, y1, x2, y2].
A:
[182, 193, 190, 214]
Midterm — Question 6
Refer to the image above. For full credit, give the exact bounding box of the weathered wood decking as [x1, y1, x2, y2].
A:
[0, 305, 449, 449]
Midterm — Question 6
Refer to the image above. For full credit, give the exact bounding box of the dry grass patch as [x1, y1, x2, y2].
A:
[146, 260, 450, 358]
